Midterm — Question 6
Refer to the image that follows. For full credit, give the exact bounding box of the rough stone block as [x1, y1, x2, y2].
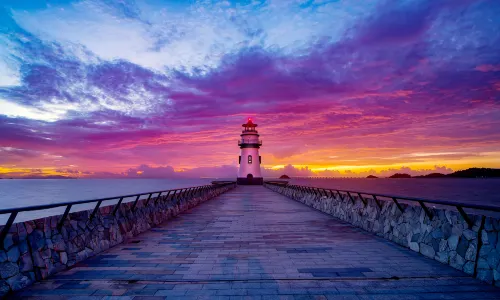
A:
[450, 253, 465, 270]
[478, 258, 490, 269]
[0, 262, 19, 279]
[410, 242, 420, 252]
[480, 244, 494, 257]
[6, 274, 31, 291]
[420, 243, 435, 258]
[463, 261, 475, 275]
[494, 269, 500, 281]
[411, 233, 420, 243]
[29, 229, 46, 251]
[485, 218, 495, 231]
[439, 239, 448, 252]
[7, 246, 20, 262]
[465, 242, 477, 261]
[487, 249, 500, 269]
[442, 223, 452, 239]
[456, 237, 469, 258]
[463, 229, 476, 240]
[32, 251, 45, 268]
[431, 229, 443, 239]
[3, 234, 14, 250]
[489, 231, 498, 247]
[477, 269, 494, 284]
[60, 252, 68, 265]
[448, 234, 459, 251]
[0, 281, 9, 297]
[482, 230, 490, 245]
[435, 251, 449, 264]
[19, 253, 33, 272]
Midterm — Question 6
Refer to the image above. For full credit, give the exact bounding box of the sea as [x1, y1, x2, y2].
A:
[1, 178, 500, 224]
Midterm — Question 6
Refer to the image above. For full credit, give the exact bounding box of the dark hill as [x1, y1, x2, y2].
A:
[447, 168, 500, 178]
[389, 173, 411, 178]
[366, 175, 378, 178]
[279, 174, 291, 179]
[414, 173, 447, 178]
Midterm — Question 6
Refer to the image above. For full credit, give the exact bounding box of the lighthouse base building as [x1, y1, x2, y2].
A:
[237, 119, 264, 185]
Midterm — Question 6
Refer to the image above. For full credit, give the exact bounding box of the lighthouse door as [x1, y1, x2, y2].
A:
[246, 173, 253, 182]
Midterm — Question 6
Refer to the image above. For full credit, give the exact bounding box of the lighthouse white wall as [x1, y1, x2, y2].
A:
[238, 147, 262, 178]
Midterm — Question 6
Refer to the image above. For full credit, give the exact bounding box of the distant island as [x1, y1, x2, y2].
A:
[389, 173, 412, 178]
[413, 173, 447, 178]
[366, 175, 378, 178]
[279, 175, 291, 179]
[389, 168, 500, 179]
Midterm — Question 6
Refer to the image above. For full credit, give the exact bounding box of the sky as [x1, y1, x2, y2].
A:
[0, 0, 499, 178]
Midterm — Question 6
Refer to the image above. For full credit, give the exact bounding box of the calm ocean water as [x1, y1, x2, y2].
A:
[1, 178, 499, 224]
[0, 178, 213, 224]
[291, 178, 500, 206]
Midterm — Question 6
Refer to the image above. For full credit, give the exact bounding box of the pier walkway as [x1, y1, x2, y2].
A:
[12, 186, 500, 299]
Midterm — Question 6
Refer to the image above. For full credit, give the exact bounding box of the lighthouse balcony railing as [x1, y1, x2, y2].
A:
[238, 139, 262, 146]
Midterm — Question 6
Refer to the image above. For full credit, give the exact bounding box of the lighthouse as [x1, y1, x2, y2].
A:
[237, 118, 263, 185]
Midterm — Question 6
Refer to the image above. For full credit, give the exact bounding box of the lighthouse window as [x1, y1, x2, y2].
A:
[248, 155, 252, 164]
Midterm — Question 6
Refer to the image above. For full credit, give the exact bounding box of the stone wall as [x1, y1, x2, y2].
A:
[0, 184, 235, 296]
[265, 183, 500, 286]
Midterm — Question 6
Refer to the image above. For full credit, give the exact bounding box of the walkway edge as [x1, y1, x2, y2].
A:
[264, 183, 500, 287]
[0, 184, 236, 297]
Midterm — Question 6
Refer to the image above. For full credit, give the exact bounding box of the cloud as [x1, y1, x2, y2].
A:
[0, 0, 499, 176]
[476, 65, 500, 72]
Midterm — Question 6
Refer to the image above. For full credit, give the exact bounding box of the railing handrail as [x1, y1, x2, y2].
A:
[0, 183, 234, 215]
[265, 182, 500, 228]
[0, 182, 236, 244]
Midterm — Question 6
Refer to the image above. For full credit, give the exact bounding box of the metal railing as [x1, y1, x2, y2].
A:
[265, 182, 500, 228]
[0, 182, 236, 244]
[238, 139, 262, 146]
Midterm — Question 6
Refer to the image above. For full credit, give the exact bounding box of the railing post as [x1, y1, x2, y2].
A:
[346, 192, 355, 204]
[336, 190, 344, 200]
[144, 193, 153, 206]
[358, 193, 367, 205]
[0, 212, 18, 246]
[170, 190, 177, 203]
[131, 195, 141, 211]
[372, 195, 382, 209]
[154, 192, 163, 205]
[163, 190, 172, 201]
[113, 197, 124, 216]
[392, 198, 404, 212]
[58, 204, 72, 230]
[456, 206, 472, 228]
[89, 200, 103, 221]
[418, 201, 433, 219]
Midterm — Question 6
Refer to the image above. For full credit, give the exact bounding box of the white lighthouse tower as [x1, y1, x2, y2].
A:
[237, 118, 263, 185]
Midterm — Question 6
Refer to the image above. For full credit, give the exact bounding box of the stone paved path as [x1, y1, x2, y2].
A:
[11, 186, 500, 299]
